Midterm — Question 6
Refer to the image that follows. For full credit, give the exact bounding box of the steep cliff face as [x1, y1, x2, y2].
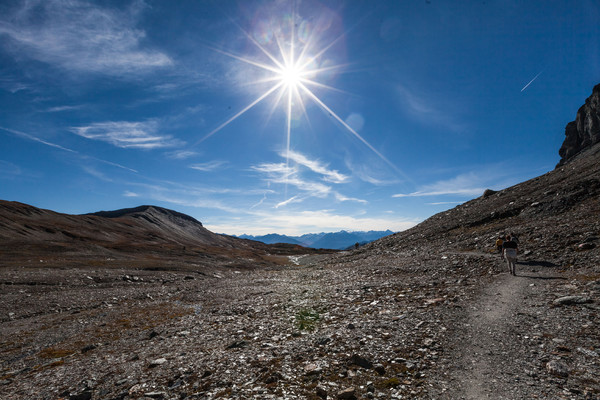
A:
[558, 83, 600, 166]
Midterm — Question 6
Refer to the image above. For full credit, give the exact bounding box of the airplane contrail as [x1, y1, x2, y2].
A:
[521, 70, 543, 92]
[0, 126, 137, 172]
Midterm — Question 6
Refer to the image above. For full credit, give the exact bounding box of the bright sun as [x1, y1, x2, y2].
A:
[279, 63, 303, 88]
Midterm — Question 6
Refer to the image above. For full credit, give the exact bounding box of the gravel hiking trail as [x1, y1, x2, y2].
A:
[443, 260, 559, 400]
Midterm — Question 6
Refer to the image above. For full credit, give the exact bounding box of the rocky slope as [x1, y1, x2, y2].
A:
[0, 201, 331, 271]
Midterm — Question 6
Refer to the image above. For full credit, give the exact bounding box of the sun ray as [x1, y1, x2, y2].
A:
[194, 81, 284, 146]
[299, 77, 352, 96]
[224, 16, 287, 71]
[208, 45, 282, 75]
[297, 81, 407, 179]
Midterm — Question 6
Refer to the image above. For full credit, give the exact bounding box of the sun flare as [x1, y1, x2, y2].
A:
[195, 7, 400, 176]
[279, 63, 303, 89]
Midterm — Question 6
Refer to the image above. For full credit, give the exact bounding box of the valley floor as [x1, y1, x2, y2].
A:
[1, 248, 599, 399]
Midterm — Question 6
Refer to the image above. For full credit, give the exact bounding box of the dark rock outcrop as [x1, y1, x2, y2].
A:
[558, 83, 600, 166]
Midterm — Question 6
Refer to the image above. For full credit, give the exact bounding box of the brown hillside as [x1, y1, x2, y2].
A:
[0, 201, 332, 270]
[364, 141, 600, 269]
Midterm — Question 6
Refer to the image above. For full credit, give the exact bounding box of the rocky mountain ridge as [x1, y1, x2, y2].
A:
[558, 83, 600, 166]
[0, 201, 331, 271]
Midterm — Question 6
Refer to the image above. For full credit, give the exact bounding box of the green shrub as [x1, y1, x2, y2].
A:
[295, 308, 320, 331]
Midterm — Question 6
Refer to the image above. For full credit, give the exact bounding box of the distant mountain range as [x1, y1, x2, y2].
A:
[237, 230, 395, 250]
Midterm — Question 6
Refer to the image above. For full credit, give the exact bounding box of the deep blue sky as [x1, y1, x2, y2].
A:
[0, 0, 598, 235]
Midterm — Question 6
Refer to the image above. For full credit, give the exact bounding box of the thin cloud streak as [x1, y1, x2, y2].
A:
[165, 150, 198, 160]
[71, 121, 183, 149]
[0, 126, 137, 173]
[189, 160, 228, 172]
[396, 84, 466, 133]
[393, 172, 488, 198]
[275, 195, 302, 208]
[82, 166, 113, 182]
[45, 105, 84, 113]
[0, 160, 22, 178]
[284, 150, 350, 183]
[521, 70, 544, 92]
[0, 126, 77, 153]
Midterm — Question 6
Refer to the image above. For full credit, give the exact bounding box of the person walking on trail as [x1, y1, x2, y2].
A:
[502, 235, 519, 276]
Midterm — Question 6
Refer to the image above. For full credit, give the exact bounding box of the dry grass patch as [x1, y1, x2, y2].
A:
[38, 347, 76, 359]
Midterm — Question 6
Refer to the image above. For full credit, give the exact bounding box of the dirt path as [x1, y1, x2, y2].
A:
[454, 272, 528, 399]
[442, 260, 562, 399]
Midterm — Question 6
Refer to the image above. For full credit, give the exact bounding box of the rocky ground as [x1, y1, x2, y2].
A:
[1, 239, 599, 399]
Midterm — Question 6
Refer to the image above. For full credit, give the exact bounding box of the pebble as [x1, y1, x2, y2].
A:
[337, 387, 356, 399]
[553, 296, 591, 305]
[149, 358, 167, 368]
[546, 360, 570, 377]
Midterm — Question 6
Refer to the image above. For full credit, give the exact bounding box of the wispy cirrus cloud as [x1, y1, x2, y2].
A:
[396, 84, 467, 132]
[82, 166, 112, 182]
[0, 160, 22, 178]
[0, 0, 172, 76]
[0, 78, 32, 94]
[252, 162, 332, 197]
[252, 154, 366, 207]
[334, 192, 367, 203]
[393, 172, 489, 198]
[284, 150, 350, 183]
[165, 150, 198, 160]
[189, 160, 228, 172]
[71, 121, 183, 149]
[45, 105, 83, 113]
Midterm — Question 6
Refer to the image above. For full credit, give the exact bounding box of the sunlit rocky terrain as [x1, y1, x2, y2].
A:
[1, 84, 599, 399]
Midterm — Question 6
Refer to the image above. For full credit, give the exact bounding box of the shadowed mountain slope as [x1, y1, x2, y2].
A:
[0, 202, 332, 269]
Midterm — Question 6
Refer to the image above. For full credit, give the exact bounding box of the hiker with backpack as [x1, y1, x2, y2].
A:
[495, 236, 504, 257]
[502, 235, 519, 276]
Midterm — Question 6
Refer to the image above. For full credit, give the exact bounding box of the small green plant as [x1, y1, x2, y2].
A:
[295, 308, 320, 331]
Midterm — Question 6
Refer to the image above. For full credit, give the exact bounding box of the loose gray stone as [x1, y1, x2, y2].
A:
[149, 358, 167, 368]
[577, 347, 599, 358]
[337, 387, 356, 399]
[546, 360, 570, 377]
[553, 296, 591, 305]
[144, 392, 167, 399]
